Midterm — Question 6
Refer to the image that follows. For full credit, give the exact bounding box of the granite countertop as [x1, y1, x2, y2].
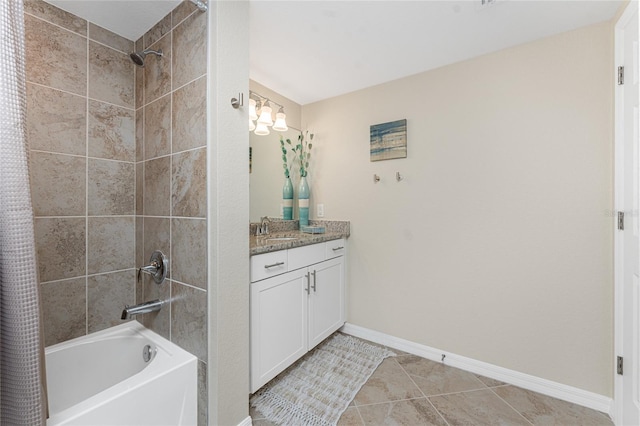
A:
[250, 220, 350, 256]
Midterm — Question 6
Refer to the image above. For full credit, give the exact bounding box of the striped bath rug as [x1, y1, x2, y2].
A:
[250, 333, 395, 426]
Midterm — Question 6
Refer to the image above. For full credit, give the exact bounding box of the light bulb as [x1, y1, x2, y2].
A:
[272, 107, 288, 132]
[257, 102, 273, 126]
[249, 119, 256, 131]
[249, 98, 258, 121]
[255, 122, 270, 136]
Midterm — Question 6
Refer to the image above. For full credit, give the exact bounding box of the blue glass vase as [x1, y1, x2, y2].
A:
[298, 175, 310, 227]
[282, 177, 293, 220]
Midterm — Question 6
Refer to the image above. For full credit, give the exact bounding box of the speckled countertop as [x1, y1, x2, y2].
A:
[250, 220, 350, 256]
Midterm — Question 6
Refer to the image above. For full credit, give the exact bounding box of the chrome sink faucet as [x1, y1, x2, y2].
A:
[256, 216, 270, 236]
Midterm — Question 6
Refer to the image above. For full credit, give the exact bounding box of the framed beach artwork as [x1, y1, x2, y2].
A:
[370, 119, 407, 161]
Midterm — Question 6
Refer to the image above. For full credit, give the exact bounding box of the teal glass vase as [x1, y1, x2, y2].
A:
[298, 175, 310, 227]
[283, 177, 293, 220]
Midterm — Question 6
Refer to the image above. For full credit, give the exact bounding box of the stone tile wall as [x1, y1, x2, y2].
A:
[25, 0, 137, 346]
[26, 1, 209, 422]
[134, 3, 209, 424]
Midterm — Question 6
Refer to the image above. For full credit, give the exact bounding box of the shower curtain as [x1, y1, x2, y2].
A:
[0, 0, 48, 424]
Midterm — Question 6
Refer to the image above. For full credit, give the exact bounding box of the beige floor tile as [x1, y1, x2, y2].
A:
[247, 335, 610, 426]
[337, 407, 364, 426]
[430, 389, 531, 425]
[353, 358, 423, 405]
[358, 398, 447, 426]
[493, 386, 613, 426]
[397, 355, 487, 396]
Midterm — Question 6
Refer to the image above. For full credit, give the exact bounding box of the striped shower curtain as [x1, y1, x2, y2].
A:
[0, 0, 47, 424]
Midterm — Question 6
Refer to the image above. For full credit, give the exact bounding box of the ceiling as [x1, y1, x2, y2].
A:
[45, 0, 181, 41]
[44, 1, 622, 105]
[250, 0, 621, 105]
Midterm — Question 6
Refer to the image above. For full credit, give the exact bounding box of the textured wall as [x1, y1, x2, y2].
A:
[302, 22, 614, 397]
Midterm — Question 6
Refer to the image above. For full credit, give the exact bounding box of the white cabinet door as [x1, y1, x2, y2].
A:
[250, 268, 308, 393]
[308, 256, 345, 349]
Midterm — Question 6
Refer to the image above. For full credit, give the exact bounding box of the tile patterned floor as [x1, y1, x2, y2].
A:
[251, 343, 613, 426]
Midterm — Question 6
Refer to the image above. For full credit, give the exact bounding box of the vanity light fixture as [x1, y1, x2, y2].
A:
[257, 101, 274, 126]
[272, 107, 288, 132]
[249, 98, 258, 121]
[249, 90, 288, 136]
[249, 99, 262, 131]
[255, 122, 270, 136]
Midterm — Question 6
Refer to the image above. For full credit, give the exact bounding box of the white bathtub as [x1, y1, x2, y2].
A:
[45, 322, 197, 426]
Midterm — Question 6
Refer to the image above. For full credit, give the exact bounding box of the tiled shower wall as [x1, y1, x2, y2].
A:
[25, 0, 209, 423]
[25, 0, 137, 345]
[134, 3, 209, 424]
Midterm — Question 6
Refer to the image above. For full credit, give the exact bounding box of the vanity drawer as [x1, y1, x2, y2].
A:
[251, 250, 288, 282]
[325, 239, 346, 259]
[288, 243, 325, 271]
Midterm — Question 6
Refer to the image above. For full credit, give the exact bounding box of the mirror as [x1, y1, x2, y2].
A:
[250, 127, 302, 222]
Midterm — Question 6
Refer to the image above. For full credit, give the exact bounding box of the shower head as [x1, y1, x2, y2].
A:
[129, 49, 163, 67]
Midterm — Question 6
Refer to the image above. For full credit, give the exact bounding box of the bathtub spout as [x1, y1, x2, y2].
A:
[121, 300, 164, 320]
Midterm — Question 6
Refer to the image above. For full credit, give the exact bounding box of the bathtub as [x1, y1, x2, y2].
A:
[45, 322, 197, 426]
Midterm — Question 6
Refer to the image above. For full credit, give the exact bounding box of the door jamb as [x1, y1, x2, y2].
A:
[613, 2, 638, 423]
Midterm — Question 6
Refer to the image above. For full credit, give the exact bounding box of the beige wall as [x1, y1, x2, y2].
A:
[302, 22, 614, 396]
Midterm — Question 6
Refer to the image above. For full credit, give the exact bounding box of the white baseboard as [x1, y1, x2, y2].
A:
[237, 415, 252, 426]
[340, 323, 613, 415]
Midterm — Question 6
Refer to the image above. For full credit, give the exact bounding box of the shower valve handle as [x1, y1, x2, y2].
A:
[138, 251, 168, 285]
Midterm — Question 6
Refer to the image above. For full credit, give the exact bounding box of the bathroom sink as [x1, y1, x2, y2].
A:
[266, 237, 298, 241]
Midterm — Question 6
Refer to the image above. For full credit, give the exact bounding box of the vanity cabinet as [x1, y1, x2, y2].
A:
[250, 239, 345, 393]
[308, 257, 344, 348]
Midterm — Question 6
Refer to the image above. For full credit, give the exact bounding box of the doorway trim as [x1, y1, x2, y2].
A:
[613, 1, 638, 423]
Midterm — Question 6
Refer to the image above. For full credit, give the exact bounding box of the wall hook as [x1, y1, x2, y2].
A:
[231, 92, 244, 109]
[373, 174, 381, 184]
[396, 172, 403, 182]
